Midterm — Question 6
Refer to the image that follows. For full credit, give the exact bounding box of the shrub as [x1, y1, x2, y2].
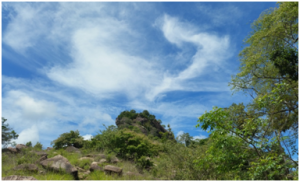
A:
[136, 156, 153, 169]
[33, 142, 43, 150]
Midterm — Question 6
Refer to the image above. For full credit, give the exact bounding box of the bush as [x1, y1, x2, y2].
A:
[136, 156, 153, 169]
[33, 142, 43, 150]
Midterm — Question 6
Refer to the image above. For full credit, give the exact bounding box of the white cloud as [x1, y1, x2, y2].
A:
[12, 125, 39, 145]
[193, 135, 207, 140]
[82, 134, 93, 141]
[146, 14, 232, 100]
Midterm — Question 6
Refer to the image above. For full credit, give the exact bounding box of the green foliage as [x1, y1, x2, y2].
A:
[77, 159, 92, 170]
[2, 117, 18, 147]
[136, 156, 153, 169]
[33, 142, 43, 150]
[51, 130, 84, 149]
[117, 110, 138, 120]
[193, 2, 298, 180]
[26, 141, 32, 147]
[110, 129, 159, 159]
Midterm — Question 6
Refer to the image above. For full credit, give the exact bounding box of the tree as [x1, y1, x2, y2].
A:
[51, 130, 84, 149]
[26, 141, 32, 147]
[2, 117, 18, 148]
[196, 2, 298, 180]
[176, 132, 193, 147]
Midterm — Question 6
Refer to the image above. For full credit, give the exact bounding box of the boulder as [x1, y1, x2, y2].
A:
[99, 159, 107, 163]
[89, 162, 103, 172]
[16, 144, 27, 152]
[65, 146, 80, 153]
[40, 155, 78, 180]
[14, 164, 38, 173]
[111, 157, 119, 163]
[2, 175, 37, 180]
[7, 147, 17, 153]
[79, 157, 94, 161]
[104, 165, 122, 176]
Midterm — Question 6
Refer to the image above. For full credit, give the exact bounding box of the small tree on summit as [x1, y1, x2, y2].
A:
[51, 130, 84, 149]
[2, 117, 18, 148]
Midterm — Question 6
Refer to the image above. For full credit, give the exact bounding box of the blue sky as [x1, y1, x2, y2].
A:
[2, 2, 278, 148]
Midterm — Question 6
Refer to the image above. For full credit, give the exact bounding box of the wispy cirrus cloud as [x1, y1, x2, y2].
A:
[2, 2, 245, 147]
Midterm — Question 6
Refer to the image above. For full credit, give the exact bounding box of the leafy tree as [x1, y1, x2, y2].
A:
[2, 117, 18, 148]
[176, 132, 193, 147]
[26, 141, 32, 147]
[51, 130, 84, 149]
[196, 2, 298, 180]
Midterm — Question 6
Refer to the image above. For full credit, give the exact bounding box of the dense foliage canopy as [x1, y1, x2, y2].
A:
[196, 2, 298, 180]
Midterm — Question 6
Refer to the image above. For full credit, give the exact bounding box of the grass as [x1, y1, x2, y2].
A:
[2, 143, 201, 180]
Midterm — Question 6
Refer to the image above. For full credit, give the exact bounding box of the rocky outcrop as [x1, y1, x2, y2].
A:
[2, 175, 37, 180]
[14, 164, 38, 173]
[16, 144, 27, 152]
[40, 155, 78, 180]
[104, 165, 122, 176]
[115, 113, 168, 138]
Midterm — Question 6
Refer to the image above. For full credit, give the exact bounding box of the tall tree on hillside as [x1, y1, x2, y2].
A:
[2, 117, 19, 148]
[196, 2, 298, 180]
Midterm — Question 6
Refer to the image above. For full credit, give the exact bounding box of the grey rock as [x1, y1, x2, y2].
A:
[65, 146, 80, 153]
[40, 155, 78, 180]
[2, 175, 37, 180]
[104, 165, 122, 175]
[90, 162, 103, 172]
[16, 144, 27, 152]
[7, 147, 17, 153]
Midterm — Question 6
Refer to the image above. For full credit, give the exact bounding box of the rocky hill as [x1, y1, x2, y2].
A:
[115, 110, 171, 139]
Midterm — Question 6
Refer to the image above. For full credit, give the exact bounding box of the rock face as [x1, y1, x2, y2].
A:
[89, 162, 103, 172]
[14, 164, 38, 173]
[40, 155, 78, 180]
[104, 165, 122, 176]
[16, 144, 27, 152]
[2, 175, 37, 180]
